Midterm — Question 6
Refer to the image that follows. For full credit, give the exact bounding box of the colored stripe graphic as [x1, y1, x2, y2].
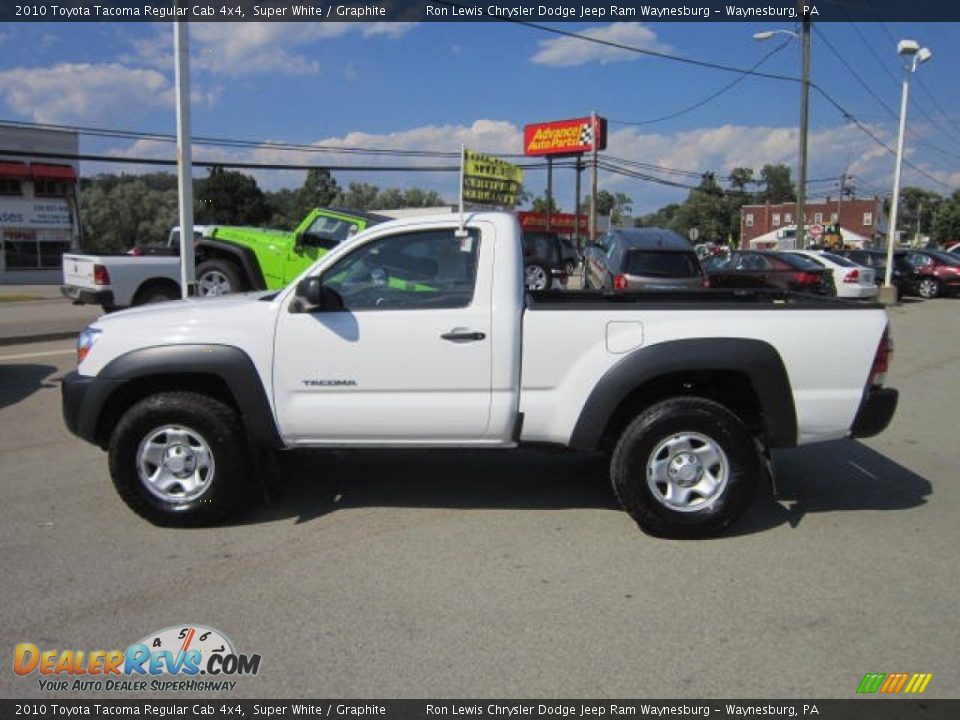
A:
[857, 673, 886, 693]
[857, 672, 932, 694]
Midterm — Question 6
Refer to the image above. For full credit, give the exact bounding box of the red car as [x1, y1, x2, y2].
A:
[901, 250, 960, 298]
[702, 250, 834, 295]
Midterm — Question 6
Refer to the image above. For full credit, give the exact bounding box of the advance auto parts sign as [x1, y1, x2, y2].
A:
[462, 149, 524, 207]
[524, 116, 608, 156]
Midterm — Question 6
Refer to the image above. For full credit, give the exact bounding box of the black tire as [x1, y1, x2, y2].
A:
[563, 258, 577, 276]
[196, 258, 244, 297]
[108, 392, 252, 527]
[610, 397, 760, 538]
[133, 281, 180, 306]
[917, 276, 940, 299]
[524, 260, 552, 291]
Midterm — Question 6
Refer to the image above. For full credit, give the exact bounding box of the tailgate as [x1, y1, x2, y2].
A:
[62, 254, 97, 288]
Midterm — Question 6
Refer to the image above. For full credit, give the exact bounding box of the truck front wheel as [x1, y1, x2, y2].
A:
[610, 397, 760, 538]
[108, 392, 252, 526]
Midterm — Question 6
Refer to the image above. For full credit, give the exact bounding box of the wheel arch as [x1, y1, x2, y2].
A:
[195, 239, 267, 291]
[569, 338, 797, 452]
[132, 277, 181, 305]
[90, 345, 283, 450]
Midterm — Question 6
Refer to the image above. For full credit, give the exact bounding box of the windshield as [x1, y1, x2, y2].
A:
[821, 252, 857, 267]
[930, 251, 960, 266]
[622, 250, 701, 277]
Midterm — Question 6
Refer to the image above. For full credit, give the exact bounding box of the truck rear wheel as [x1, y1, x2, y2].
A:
[108, 392, 252, 526]
[196, 258, 244, 297]
[610, 397, 760, 538]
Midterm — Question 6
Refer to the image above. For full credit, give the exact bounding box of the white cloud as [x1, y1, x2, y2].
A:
[531, 23, 670, 67]
[130, 22, 417, 78]
[0, 63, 172, 124]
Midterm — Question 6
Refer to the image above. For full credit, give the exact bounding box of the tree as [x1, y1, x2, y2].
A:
[610, 192, 633, 225]
[194, 166, 271, 225]
[756, 164, 796, 204]
[531, 195, 559, 213]
[726, 166, 756, 245]
[79, 174, 178, 252]
[932, 190, 960, 245]
[673, 173, 730, 243]
[634, 203, 682, 230]
[896, 186, 942, 241]
[335, 182, 381, 210]
[300, 168, 340, 210]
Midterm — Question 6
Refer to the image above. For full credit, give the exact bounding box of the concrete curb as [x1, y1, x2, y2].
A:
[0, 331, 79, 347]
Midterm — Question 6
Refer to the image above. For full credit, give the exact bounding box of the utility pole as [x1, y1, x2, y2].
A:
[796, 6, 812, 249]
[915, 201, 922, 246]
[174, 21, 195, 299]
[589, 110, 598, 241]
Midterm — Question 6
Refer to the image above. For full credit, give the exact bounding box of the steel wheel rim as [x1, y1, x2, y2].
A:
[198, 271, 231, 296]
[646, 432, 729, 513]
[525, 265, 547, 290]
[136, 425, 215, 503]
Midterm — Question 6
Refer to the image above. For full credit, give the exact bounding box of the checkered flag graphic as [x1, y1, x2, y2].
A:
[578, 122, 594, 148]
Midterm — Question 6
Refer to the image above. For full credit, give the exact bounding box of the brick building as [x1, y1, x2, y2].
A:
[740, 197, 886, 245]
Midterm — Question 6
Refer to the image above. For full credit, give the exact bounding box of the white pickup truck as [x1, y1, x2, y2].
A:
[61, 212, 898, 537]
[60, 226, 218, 311]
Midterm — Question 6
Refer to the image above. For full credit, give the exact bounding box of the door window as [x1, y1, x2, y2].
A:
[321, 229, 480, 310]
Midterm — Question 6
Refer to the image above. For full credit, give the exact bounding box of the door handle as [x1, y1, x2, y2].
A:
[441, 330, 486, 342]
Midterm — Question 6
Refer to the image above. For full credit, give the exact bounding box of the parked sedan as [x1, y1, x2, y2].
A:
[784, 250, 878, 299]
[900, 249, 960, 298]
[703, 250, 834, 295]
[832, 248, 915, 298]
[583, 227, 706, 291]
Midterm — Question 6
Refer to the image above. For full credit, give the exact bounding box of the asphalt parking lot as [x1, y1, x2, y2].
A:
[0, 295, 957, 700]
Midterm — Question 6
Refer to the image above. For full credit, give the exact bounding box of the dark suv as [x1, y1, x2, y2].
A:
[522, 231, 568, 291]
[583, 228, 706, 291]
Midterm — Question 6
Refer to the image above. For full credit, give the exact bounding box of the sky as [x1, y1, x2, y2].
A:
[0, 19, 958, 215]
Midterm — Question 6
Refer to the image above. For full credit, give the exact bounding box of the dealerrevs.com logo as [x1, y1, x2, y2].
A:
[13, 625, 261, 692]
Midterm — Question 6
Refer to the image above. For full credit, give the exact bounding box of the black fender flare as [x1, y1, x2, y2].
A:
[195, 239, 267, 291]
[568, 338, 798, 451]
[95, 345, 283, 449]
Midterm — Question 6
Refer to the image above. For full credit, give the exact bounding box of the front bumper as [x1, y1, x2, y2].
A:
[61, 285, 115, 307]
[851, 387, 898, 439]
[62, 371, 122, 447]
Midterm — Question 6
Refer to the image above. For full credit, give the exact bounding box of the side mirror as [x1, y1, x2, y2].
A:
[293, 277, 344, 312]
[300, 231, 337, 250]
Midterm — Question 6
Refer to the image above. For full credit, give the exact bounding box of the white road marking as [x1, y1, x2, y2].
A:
[848, 461, 878, 479]
[0, 348, 75, 362]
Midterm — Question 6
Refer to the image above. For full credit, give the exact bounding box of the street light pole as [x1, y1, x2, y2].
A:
[797, 10, 811, 249]
[753, 17, 810, 248]
[882, 40, 932, 303]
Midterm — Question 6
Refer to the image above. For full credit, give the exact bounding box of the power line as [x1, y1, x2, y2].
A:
[512, 22, 954, 191]
[511, 18, 802, 83]
[813, 26, 960, 161]
[609, 39, 791, 126]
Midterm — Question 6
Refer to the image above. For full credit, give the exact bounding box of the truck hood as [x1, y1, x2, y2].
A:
[91, 291, 277, 328]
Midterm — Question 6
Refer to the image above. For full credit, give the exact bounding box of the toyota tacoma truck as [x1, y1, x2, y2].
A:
[61, 212, 898, 537]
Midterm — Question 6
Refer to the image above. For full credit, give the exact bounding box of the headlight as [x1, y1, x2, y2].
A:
[77, 326, 102, 364]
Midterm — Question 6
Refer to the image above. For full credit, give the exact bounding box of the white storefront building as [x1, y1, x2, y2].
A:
[0, 126, 80, 278]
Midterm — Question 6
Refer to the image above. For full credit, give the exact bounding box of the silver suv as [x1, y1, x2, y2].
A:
[584, 228, 707, 291]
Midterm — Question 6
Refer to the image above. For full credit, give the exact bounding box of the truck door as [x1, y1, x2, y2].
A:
[273, 225, 493, 443]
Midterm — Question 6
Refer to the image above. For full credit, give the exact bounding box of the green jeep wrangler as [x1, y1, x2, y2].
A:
[194, 207, 388, 295]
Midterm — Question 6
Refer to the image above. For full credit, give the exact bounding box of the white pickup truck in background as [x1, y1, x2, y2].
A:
[60, 226, 216, 311]
[61, 211, 898, 538]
